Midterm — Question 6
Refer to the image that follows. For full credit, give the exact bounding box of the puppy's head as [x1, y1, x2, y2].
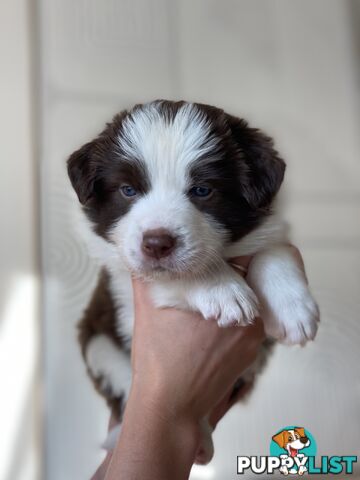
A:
[67, 100, 285, 278]
[272, 428, 310, 455]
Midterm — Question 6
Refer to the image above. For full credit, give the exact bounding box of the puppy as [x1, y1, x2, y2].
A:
[67, 100, 319, 464]
[272, 427, 311, 475]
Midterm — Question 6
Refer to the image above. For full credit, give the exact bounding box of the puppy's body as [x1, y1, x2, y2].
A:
[68, 100, 319, 463]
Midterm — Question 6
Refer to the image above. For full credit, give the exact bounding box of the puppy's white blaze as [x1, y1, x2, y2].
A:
[118, 102, 218, 189]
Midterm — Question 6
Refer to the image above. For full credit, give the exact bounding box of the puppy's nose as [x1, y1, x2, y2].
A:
[300, 436, 308, 445]
[141, 229, 176, 259]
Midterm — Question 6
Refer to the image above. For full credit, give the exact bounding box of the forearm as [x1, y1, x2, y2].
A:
[104, 386, 200, 480]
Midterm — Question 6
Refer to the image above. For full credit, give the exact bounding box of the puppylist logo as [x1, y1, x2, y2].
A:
[237, 426, 357, 476]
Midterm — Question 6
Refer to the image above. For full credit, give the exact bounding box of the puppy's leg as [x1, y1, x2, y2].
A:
[151, 263, 259, 327]
[102, 424, 122, 451]
[85, 334, 132, 450]
[247, 246, 319, 345]
[86, 334, 132, 400]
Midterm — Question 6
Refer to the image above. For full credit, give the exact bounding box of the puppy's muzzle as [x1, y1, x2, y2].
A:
[141, 229, 176, 259]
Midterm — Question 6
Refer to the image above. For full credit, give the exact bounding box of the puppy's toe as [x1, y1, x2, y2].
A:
[217, 286, 259, 328]
[267, 290, 319, 345]
[217, 300, 243, 327]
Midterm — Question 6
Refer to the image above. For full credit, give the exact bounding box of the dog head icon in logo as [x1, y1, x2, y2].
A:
[272, 427, 310, 457]
[271, 426, 315, 475]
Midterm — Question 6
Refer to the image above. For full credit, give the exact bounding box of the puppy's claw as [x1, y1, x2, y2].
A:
[192, 282, 259, 328]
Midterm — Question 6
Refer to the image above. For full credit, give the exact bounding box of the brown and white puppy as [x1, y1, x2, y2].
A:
[272, 427, 311, 457]
[67, 100, 319, 464]
[273, 427, 311, 475]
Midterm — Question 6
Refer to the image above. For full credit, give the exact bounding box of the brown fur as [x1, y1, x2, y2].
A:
[272, 427, 307, 449]
[78, 269, 129, 419]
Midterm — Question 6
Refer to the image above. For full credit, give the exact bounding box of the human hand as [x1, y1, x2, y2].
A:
[129, 254, 264, 428]
[91, 255, 262, 480]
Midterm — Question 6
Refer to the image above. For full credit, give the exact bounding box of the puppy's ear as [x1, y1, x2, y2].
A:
[227, 115, 286, 209]
[272, 430, 287, 449]
[295, 427, 306, 438]
[67, 141, 97, 204]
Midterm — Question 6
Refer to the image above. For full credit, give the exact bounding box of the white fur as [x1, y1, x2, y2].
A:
[118, 102, 219, 180]
[102, 424, 122, 451]
[247, 246, 319, 345]
[86, 334, 131, 398]
[224, 214, 289, 257]
[151, 262, 259, 326]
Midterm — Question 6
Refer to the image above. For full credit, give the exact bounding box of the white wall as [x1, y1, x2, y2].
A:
[38, 1, 360, 479]
[0, 1, 40, 480]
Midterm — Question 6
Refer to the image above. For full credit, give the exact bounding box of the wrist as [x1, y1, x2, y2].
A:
[130, 374, 202, 422]
[126, 381, 201, 449]
[106, 382, 201, 480]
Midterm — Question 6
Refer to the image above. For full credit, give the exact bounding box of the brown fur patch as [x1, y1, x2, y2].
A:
[78, 269, 129, 419]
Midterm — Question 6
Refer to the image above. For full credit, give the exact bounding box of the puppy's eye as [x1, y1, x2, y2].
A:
[120, 185, 137, 197]
[189, 186, 213, 198]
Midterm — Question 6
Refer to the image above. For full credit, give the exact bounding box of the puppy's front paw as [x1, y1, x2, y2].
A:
[188, 279, 259, 327]
[279, 466, 289, 475]
[265, 288, 319, 345]
[279, 455, 289, 475]
[298, 465, 307, 475]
